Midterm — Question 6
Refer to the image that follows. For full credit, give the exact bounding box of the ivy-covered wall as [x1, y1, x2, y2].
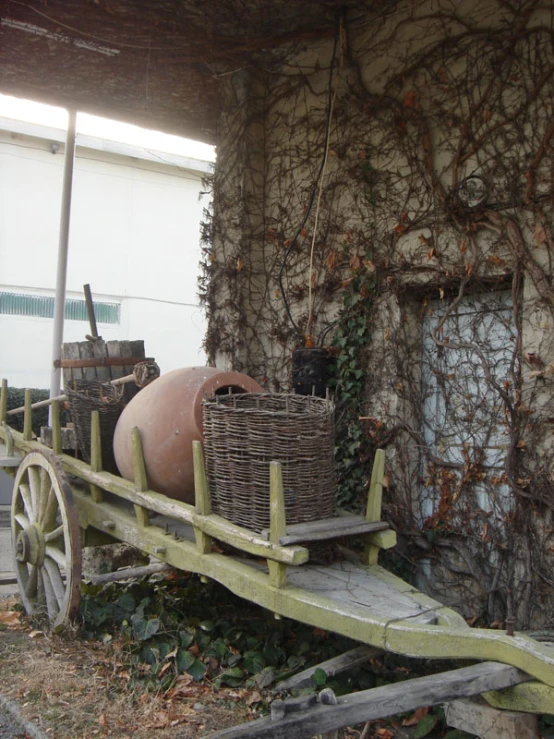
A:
[203, 0, 554, 628]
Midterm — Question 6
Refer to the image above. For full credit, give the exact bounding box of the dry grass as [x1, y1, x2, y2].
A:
[0, 597, 251, 738]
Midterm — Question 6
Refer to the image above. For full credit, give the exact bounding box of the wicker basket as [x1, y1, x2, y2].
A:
[65, 380, 125, 471]
[203, 393, 336, 536]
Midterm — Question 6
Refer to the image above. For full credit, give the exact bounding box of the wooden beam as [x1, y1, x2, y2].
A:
[207, 662, 531, 739]
[87, 562, 172, 585]
[23, 389, 32, 441]
[365, 449, 385, 566]
[268, 461, 287, 588]
[131, 426, 149, 527]
[262, 517, 389, 546]
[89, 410, 104, 504]
[50, 400, 62, 455]
[193, 441, 213, 554]
[0, 379, 7, 424]
[276, 646, 383, 690]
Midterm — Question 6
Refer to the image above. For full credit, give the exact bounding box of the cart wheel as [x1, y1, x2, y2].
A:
[11, 450, 82, 628]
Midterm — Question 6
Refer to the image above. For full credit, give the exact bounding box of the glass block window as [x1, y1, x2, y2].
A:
[0, 292, 120, 324]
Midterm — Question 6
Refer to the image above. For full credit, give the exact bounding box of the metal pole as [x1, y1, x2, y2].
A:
[49, 110, 77, 422]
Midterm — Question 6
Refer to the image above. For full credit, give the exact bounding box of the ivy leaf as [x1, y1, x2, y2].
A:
[187, 659, 207, 682]
[131, 615, 160, 641]
[244, 651, 265, 675]
[117, 593, 136, 614]
[219, 666, 245, 686]
[312, 668, 327, 686]
[176, 648, 196, 673]
[256, 666, 277, 689]
[414, 713, 439, 738]
[179, 629, 195, 648]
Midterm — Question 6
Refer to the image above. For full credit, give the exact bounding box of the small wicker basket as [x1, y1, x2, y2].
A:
[65, 379, 124, 471]
[203, 393, 336, 535]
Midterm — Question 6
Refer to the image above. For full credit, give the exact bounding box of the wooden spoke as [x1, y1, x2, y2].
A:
[14, 512, 31, 530]
[41, 568, 59, 621]
[45, 545, 67, 570]
[41, 488, 58, 530]
[11, 451, 81, 629]
[44, 525, 64, 543]
[19, 483, 35, 523]
[43, 558, 65, 609]
[38, 467, 51, 522]
[28, 466, 40, 520]
[25, 565, 38, 599]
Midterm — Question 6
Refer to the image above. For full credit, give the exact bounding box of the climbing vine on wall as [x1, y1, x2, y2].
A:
[202, 0, 554, 627]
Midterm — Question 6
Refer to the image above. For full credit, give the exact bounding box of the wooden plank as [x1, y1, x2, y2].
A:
[92, 340, 110, 382]
[131, 426, 149, 527]
[23, 389, 32, 441]
[276, 646, 383, 690]
[365, 449, 385, 566]
[208, 662, 531, 739]
[106, 340, 123, 379]
[89, 410, 104, 503]
[79, 340, 97, 382]
[193, 441, 212, 554]
[62, 341, 80, 386]
[269, 461, 287, 588]
[88, 562, 172, 585]
[0, 379, 7, 423]
[261, 518, 389, 546]
[50, 400, 62, 455]
[285, 560, 438, 624]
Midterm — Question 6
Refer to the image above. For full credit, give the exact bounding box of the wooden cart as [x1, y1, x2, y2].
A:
[2, 379, 554, 730]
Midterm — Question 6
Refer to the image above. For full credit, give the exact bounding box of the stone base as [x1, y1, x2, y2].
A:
[444, 698, 539, 739]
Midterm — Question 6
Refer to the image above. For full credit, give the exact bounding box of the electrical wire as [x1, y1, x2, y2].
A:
[277, 12, 342, 339]
[306, 16, 343, 341]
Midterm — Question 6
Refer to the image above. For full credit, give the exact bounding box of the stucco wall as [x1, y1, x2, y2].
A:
[207, 0, 554, 627]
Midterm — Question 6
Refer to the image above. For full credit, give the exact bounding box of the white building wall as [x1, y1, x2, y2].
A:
[0, 125, 209, 389]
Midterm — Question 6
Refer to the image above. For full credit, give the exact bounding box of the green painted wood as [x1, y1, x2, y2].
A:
[269, 461, 287, 588]
[263, 517, 389, 545]
[131, 426, 149, 527]
[90, 411, 102, 472]
[4, 421, 554, 690]
[131, 427, 148, 492]
[51, 401, 62, 455]
[365, 530, 397, 551]
[89, 410, 104, 504]
[23, 389, 32, 441]
[365, 449, 385, 566]
[484, 680, 554, 713]
[0, 379, 7, 424]
[192, 441, 212, 554]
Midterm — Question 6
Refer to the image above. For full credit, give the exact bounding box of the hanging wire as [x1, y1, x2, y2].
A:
[306, 16, 343, 341]
[277, 13, 342, 339]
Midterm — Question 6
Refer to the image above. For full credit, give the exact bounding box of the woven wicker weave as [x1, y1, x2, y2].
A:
[203, 393, 336, 534]
[65, 380, 124, 471]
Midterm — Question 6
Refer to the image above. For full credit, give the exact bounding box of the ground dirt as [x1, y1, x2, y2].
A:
[0, 596, 418, 739]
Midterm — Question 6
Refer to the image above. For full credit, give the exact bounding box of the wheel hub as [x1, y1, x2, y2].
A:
[15, 525, 45, 566]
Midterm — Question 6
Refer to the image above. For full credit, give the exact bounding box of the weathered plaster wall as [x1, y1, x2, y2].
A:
[206, 0, 554, 627]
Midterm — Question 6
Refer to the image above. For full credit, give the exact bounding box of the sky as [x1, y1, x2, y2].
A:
[0, 93, 216, 162]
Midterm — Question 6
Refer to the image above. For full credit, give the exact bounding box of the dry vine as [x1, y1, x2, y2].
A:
[201, 0, 554, 628]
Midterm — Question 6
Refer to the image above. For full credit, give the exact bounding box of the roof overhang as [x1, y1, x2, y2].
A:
[0, 1, 355, 144]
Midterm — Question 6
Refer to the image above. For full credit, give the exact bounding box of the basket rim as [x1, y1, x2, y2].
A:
[203, 392, 334, 417]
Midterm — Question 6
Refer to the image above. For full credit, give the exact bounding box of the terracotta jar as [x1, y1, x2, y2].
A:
[113, 366, 263, 503]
